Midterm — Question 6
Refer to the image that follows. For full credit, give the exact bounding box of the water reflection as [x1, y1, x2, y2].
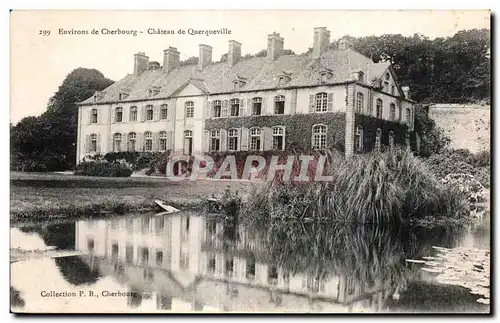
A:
[11, 212, 490, 313]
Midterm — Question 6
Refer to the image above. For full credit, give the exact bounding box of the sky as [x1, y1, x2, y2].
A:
[10, 10, 491, 124]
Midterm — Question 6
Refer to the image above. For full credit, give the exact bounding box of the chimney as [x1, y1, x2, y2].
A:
[338, 37, 354, 50]
[198, 44, 213, 70]
[402, 86, 410, 99]
[267, 32, 284, 61]
[312, 27, 331, 59]
[228, 40, 242, 66]
[133, 52, 149, 76]
[162, 47, 180, 74]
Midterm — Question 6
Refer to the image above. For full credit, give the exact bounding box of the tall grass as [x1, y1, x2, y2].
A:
[242, 148, 469, 225]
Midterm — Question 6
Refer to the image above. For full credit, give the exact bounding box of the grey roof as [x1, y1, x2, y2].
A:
[79, 48, 397, 105]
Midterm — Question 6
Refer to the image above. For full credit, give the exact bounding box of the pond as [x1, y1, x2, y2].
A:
[10, 212, 490, 313]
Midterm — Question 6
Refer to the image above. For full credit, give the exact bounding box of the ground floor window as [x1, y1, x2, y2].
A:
[228, 128, 239, 151]
[90, 134, 97, 152]
[159, 131, 167, 151]
[249, 127, 262, 150]
[272, 126, 284, 150]
[128, 132, 136, 151]
[144, 132, 153, 151]
[113, 133, 122, 152]
[312, 124, 327, 149]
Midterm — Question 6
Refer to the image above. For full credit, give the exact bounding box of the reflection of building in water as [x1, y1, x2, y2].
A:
[75, 213, 389, 312]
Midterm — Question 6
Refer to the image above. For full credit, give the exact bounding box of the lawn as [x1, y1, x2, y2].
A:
[10, 172, 253, 224]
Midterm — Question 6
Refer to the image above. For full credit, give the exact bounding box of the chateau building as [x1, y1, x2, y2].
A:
[76, 27, 416, 163]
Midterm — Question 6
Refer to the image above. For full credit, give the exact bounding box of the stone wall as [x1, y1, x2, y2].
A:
[429, 104, 490, 153]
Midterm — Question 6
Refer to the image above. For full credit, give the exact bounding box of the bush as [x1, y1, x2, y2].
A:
[74, 161, 132, 177]
[241, 149, 469, 225]
[102, 151, 171, 174]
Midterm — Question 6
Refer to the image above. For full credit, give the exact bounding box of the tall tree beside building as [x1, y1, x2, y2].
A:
[341, 29, 490, 103]
[11, 68, 113, 171]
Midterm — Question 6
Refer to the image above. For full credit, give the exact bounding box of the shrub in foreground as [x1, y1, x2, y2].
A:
[241, 149, 469, 225]
[74, 161, 132, 177]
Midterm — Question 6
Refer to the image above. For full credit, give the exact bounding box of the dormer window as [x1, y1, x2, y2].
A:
[277, 75, 291, 87]
[319, 71, 333, 84]
[119, 93, 129, 101]
[148, 86, 161, 98]
[232, 80, 246, 91]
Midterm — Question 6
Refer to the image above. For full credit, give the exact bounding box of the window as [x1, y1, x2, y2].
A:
[356, 125, 363, 152]
[356, 93, 364, 113]
[161, 105, 168, 120]
[146, 105, 154, 121]
[141, 217, 150, 234]
[212, 100, 222, 118]
[274, 95, 285, 114]
[272, 126, 284, 150]
[391, 85, 395, 95]
[140, 247, 149, 265]
[184, 130, 192, 138]
[156, 251, 163, 266]
[358, 71, 364, 83]
[119, 93, 128, 101]
[111, 243, 119, 259]
[390, 103, 396, 121]
[210, 129, 220, 152]
[113, 133, 122, 152]
[312, 124, 327, 149]
[91, 109, 98, 123]
[252, 97, 262, 116]
[159, 131, 167, 151]
[249, 127, 262, 150]
[128, 132, 136, 151]
[130, 106, 138, 121]
[246, 255, 256, 280]
[125, 245, 133, 264]
[228, 128, 239, 151]
[115, 107, 123, 122]
[233, 81, 239, 91]
[144, 131, 153, 151]
[385, 73, 390, 81]
[90, 134, 97, 152]
[225, 258, 234, 277]
[405, 108, 411, 125]
[315, 93, 328, 112]
[319, 72, 332, 83]
[376, 99, 383, 118]
[180, 250, 189, 269]
[185, 101, 194, 118]
[207, 255, 216, 273]
[229, 98, 240, 117]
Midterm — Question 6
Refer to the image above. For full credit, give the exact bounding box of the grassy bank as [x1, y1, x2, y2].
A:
[10, 172, 252, 224]
[241, 149, 470, 225]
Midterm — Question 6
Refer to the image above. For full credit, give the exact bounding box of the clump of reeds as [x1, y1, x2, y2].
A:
[241, 148, 469, 225]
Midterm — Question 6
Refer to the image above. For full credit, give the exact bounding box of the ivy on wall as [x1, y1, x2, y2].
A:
[205, 113, 347, 152]
[354, 114, 410, 152]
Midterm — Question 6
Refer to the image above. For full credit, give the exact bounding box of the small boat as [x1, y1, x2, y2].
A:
[154, 199, 180, 214]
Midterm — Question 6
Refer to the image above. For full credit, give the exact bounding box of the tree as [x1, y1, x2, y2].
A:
[11, 68, 113, 171]
[414, 104, 450, 156]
